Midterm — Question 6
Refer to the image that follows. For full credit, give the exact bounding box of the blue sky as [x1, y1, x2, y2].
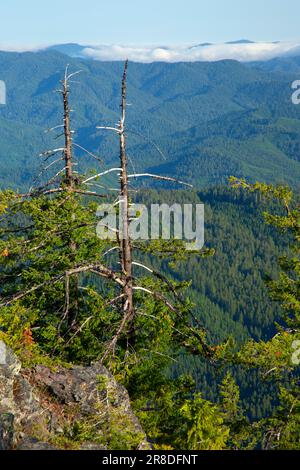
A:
[0, 0, 299, 47]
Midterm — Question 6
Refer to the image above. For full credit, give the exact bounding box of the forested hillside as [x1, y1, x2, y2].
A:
[137, 188, 284, 343]
[1, 50, 300, 189]
[135, 188, 288, 420]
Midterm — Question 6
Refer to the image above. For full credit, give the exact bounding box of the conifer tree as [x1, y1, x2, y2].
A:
[230, 177, 300, 449]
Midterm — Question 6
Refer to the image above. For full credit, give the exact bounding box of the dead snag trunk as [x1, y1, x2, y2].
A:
[118, 61, 134, 337]
[62, 69, 79, 328]
[62, 71, 74, 190]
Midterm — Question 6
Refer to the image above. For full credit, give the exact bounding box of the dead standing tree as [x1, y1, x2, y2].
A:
[10, 67, 105, 330]
[33, 68, 108, 330]
[91, 61, 211, 360]
[28, 67, 104, 199]
[61, 67, 80, 327]
[39, 67, 81, 328]
[118, 61, 134, 332]
[62, 67, 75, 190]
[90, 61, 135, 348]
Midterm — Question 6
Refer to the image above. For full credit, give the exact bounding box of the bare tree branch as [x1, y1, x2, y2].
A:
[72, 143, 104, 163]
[127, 173, 193, 188]
[96, 126, 120, 133]
[82, 168, 122, 184]
[0, 274, 65, 308]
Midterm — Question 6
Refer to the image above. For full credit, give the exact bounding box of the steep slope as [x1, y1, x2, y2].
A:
[149, 110, 300, 187]
[0, 50, 300, 189]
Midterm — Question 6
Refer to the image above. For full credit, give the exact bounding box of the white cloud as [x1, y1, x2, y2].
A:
[0, 43, 45, 53]
[1, 41, 300, 62]
[81, 41, 300, 63]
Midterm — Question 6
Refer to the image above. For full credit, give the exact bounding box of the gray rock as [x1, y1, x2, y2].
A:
[0, 341, 149, 450]
[79, 442, 107, 450]
[17, 438, 59, 450]
[0, 341, 22, 377]
[0, 413, 14, 450]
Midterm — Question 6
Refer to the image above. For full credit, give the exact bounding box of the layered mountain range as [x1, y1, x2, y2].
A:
[0, 48, 300, 189]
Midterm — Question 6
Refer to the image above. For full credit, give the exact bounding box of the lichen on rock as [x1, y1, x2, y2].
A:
[0, 340, 149, 450]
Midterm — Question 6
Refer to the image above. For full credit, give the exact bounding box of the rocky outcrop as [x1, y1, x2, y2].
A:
[0, 340, 149, 450]
[0, 413, 14, 450]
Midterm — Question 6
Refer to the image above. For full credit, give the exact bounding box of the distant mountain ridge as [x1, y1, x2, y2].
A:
[46, 40, 258, 56]
[47, 43, 89, 57]
[225, 39, 256, 44]
[2, 39, 300, 63]
[0, 49, 300, 189]
[44, 40, 300, 63]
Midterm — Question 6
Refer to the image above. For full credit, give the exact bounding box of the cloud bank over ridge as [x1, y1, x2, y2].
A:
[81, 41, 300, 63]
[1, 40, 300, 62]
